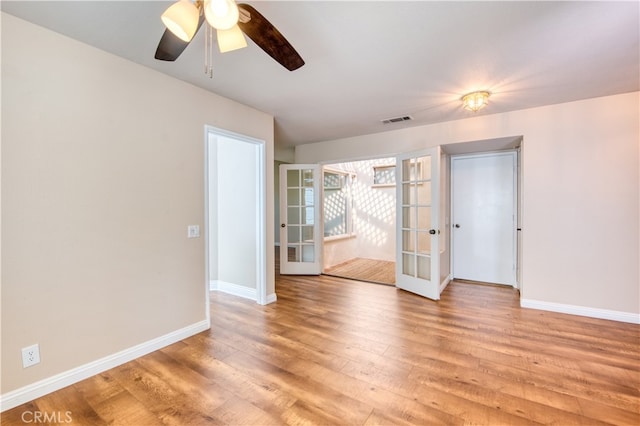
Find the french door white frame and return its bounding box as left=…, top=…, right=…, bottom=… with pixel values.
left=279, top=164, right=322, bottom=275
left=204, top=125, right=267, bottom=306
left=395, top=147, right=442, bottom=300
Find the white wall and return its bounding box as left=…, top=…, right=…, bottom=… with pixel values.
left=297, top=92, right=640, bottom=319
left=1, top=13, right=274, bottom=402
left=210, top=135, right=259, bottom=290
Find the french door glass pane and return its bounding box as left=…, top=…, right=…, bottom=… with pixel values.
left=287, top=169, right=300, bottom=187
left=402, top=230, right=414, bottom=252
left=402, top=253, right=415, bottom=276
left=402, top=183, right=412, bottom=202
left=417, top=255, right=431, bottom=279
left=301, top=245, right=315, bottom=262
left=303, top=188, right=314, bottom=206
left=288, top=207, right=300, bottom=224
left=417, top=206, right=431, bottom=229
left=287, top=188, right=300, bottom=206
left=303, top=169, right=314, bottom=187
left=402, top=157, right=429, bottom=181
left=402, top=159, right=414, bottom=181
left=416, top=183, right=431, bottom=205
left=417, top=230, right=431, bottom=254
left=402, top=207, right=412, bottom=228
left=301, top=225, right=314, bottom=241
left=303, top=207, right=314, bottom=225
left=287, top=245, right=299, bottom=261
left=288, top=226, right=300, bottom=243
left=285, top=245, right=316, bottom=263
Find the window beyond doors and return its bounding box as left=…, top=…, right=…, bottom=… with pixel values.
left=323, top=170, right=354, bottom=238
left=373, top=165, right=396, bottom=185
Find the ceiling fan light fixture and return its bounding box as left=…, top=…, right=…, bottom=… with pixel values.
left=161, top=0, right=200, bottom=42
left=217, top=25, right=247, bottom=53
left=462, top=91, right=491, bottom=112
left=205, top=0, right=240, bottom=30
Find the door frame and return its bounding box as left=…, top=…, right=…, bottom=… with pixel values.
left=449, top=149, right=519, bottom=288
left=204, top=125, right=267, bottom=305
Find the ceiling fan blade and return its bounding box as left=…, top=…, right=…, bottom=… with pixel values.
left=154, top=14, right=205, bottom=61
left=237, top=3, right=304, bottom=71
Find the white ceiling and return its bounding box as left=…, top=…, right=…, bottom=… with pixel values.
left=2, top=1, right=639, bottom=149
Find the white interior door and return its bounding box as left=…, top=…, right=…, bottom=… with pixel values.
left=279, top=164, right=322, bottom=275
left=396, top=148, right=441, bottom=300
left=451, top=152, right=517, bottom=286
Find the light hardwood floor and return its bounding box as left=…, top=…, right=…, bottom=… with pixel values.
left=324, top=258, right=395, bottom=285
left=2, top=271, right=639, bottom=425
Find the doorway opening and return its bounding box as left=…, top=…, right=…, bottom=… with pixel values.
left=442, top=135, right=522, bottom=290
left=205, top=126, right=267, bottom=304
left=321, top=157, right=397, bottom=285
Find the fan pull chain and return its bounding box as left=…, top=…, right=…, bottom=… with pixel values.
left=204, top=24, right=214, bottom=78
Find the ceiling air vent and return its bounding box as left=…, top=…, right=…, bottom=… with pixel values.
left=381, top=115, right=413, bottom=125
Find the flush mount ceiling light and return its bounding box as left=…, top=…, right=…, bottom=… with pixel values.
left=461, top=91, right=491, bottom=112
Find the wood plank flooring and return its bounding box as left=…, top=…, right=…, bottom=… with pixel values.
left=2, top=271, right=639, bottom=425
left=324, top=258, right=395, bottom=285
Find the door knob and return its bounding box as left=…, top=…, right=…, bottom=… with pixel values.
left=429, top=229, right=436, bottom=235
left=454, top=224, right=461, bottom=228
left=281, top=224, right=286, bottom=228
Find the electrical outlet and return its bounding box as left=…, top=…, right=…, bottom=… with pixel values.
left=22, top=344, right=40, bottom=368
left=187, top=225, right=200, bottom=238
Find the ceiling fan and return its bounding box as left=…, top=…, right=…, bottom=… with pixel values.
left=155, top=0, right=304, bottom=72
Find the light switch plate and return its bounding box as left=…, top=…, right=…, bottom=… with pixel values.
left=187, top=225, right=200, bottom=238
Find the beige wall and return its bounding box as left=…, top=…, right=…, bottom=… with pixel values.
left=1, top=13, right=274, bottom=395
left=297, top=92, right=640, bottom=316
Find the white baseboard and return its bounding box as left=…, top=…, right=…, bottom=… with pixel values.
left=0, top=320, right=210, bottom=412
left=440, top=274, right=452, bottom=293
left=520, top=299, right=640, bottom=324
left=210, top=280, right=257, bottom=301
left=266, top=293, right=278, bottom=304
left=210, top=281, right=277, bottom=305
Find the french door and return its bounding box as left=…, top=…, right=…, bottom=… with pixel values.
left=396, top=147, right=441, bottom=300
left=279, top=164, right=322, bottom=275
